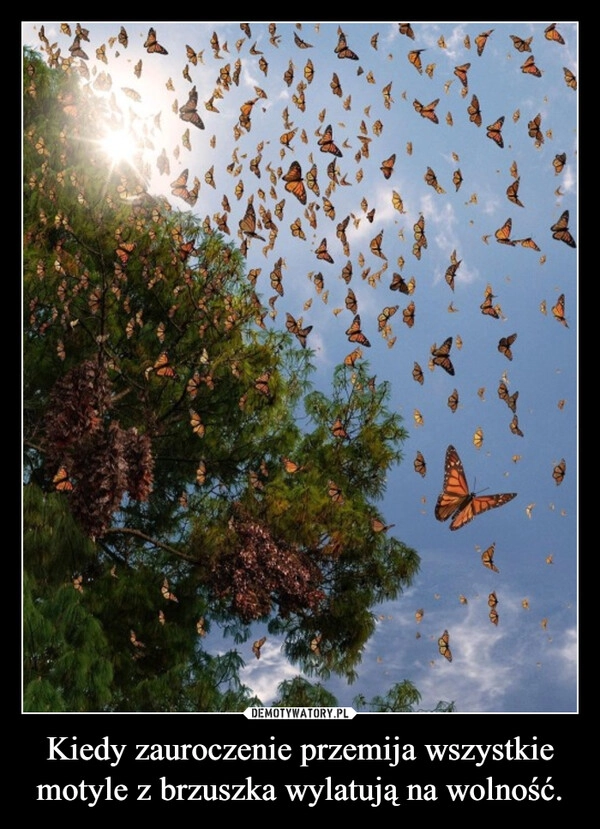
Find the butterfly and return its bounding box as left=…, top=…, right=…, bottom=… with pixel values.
left=153, top=351, right=176, bottom=378
left=495, top=217, right=516, bottom=246
left=498, top=333, right=517, bottom=361
left=254, top=371, right=272, bottom=398
left=545, top=22, right=565, bottom=44
left=447, top=388, right=459, bottom=413
left=144, top=27, right=168, bottom=55
left=486, top=116, right=505, bottom=148
left=346, top=315, right=371, bottom=347
left=408, top=49, right=425, bottom=74
left=430, top=337, right=455, bottom=376
left=414, top=451, right=427, bottom=477
left=239, top=201, right=266, bottom=241
left=435, top=445, right=517, bottom=531
left=380, top=154, right=395, bottom=180
left=330, top=72, right=342, bottom=97
left=563, top=67, right=577, bottom=90
left=399, top=23, right=415, bottom=39
left=189, top=410, right=205, bottom=438
left=285, top=312, right=312, bottom=348
left=510, top=34, right=532, bottom=52
left=481, top=542, right=499, bottom=573
left=402, top=301, right=416, bottom=328
left=481, top=289, right=500, bottom=319
left=335, top=29, right=359, bottom=60
left=489, top=607, right=499, bottom=626
left=319, top=124, right=342, bottom=157
left=467, top=94, right=482, bottom=127
left=115, top=241, right=135, bottom=266
left=412, top=362, right=424, bottom=385
left=498, top=381, right=519, bottom=412
left=390, top=272, right=410, bottom=294
left=553, top=153, right=567, bottom=175
left=438, top=630, right=452, bottom=662
left=506, top=178, right=524, bottom=208
left=306, top=163, right=319, bottom=196
left=370, top=230, right=386, bottom=260
left=53, top=465, right=73, bottom=492
left=179, top=86, right=204, bottom=130
left=552, top=459, right=566, bottom=486
left=527, top=113, right=544, bottom=144
left=161, top=577, right=178, bottom=603
left=252, top=636, right=267, bottom=659
left=344, top=347, right=363, bottom=367
left=425, top=167, right=445, bottom=194
left=551, top=293, right=568, bottom=327
left=413, top=98, right=439, bottom=123
left=378, top=305, right=398, bottom=330
left=315, top=238, right=334, bottom=264
left=328, top=480, right=344, bottom=504
left=345, top=288, right=358, bottom=314
left=304, top=58, right=314, bottom=83
left=453, top=169, right=463, bottom=191
left=282, top=161, right=307, bottom=205
left=521, top=55, right=542, bottom=77
left=475, top=29, right=494, bottom=56
left=551, top=210, right=576, bottom=248
left=473, top=427, right=484, bottom=450
left=454, top=63, right=470, bottom=89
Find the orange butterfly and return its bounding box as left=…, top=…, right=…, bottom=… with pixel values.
left=115, top=241, right=135, bottom=265
left=510, top=34, right=532, bottom=52
left=318, top=124, right=342, bottom=157
left=144, top=27, right=168, bottom=55
left=506, top=178, right=524, bottom=207
left=315, top=238, right=334, bottom=263
left=498, top=381, right=519, bottom=412
left=412, top=361, right=424, bottom=385
left=430, top=337, right=455, bottom=375
left=495, top=217, right=516, bottom=246
left=486, top=116, right=505, bottom=148
left=328, top=480, right=344, bottom=504
left=378, top=305, right=398, bottom=330
left=286, top=312, right=312, bottom=348
left=552, top=459, right=566, bottom=486
left=552, top=293, right=568, bottom=327
left=563, top=67, right=577, bottom=90
left=481, top=543, right=499, bottom=573
left=239, top=201, right=266, bottom=241
left=438, top=629, right=452, bottom=662
left=53, top=465, right=73, bottom=492
left=481, top=288, right=500, bottom=318
left=467, top=94, right=482, bottom=127
left=399, top=23, right=415, bottom=39
left=170, top=169, right=190, bottom=201
left=408, top=49, right=425, bottom=74
left=345, top=314, right=371, bottom=347
left=402, top=301, right=415, bottom=328
left=553, top=153, right=567, bottom=175
left=475, top=29, right=494, bottom=57
left=414, top=451, right=427, bottom=477
left=178, top=86, right=204, bottom=129
left=154, top=351, right=176, bottom=378
left=435, top=445, right=517, bottom=531
left=509, top=414, right=524, bottom=437
left=380, top=154, right=395, bottom=180
left=335, top=29, right=359, bottom=60
left=390, top=272, right=410, bottom=294
left=447, top=388, right=459, bottom=413
left=551, top=210, right=576, bottom=248
left=189, top=410, right=205, bottom=438
left=498, top=332, right=517, bottom=361
left=282, top=161, right=307, bottom=205
left=545, top=23, right=565, bottom=44
left=521, top=55, right=542, bottom=77
left=527, top=112, right=543, bottom=144
left=252, top=636, right=267, bottom=659
left=413, top=98, right=439, bottom=123
left=370, top=230, right=386, bottom=260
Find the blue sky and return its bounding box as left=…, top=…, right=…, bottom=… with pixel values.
left=22, top=21, right=578, bottom=713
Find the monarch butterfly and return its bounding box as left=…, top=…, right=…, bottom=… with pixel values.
left=489, top=607, right=499, bottom=626
left=408, top=49, right=425, bottom=74
left=304, top=58, right=314, bottom=83
left=510, top=34, right=532, bottom=52
left=435, top=445, right=517, bottom=531
left=430, top=337, right=455, bottom=376
left=318, top=124, right=342, bottom=157
left=413, top=409, right=424, bottom=427
left=497, top=332, right=517, bottom=361
left=545, top=22, right=565, bottom=44
left=282, top=161, right=307, bottom=205
left=475, top=29, right=493, bottom=56
left=390, top=272, right=410, bottom=294
left=380, top=154, right=395, bottom=180
left=254, top=371, right=272, bottom=398
left=488, top=591, right=498, bottom=610
left=378, top=305, right=398, bottom=330
left=402, top=301, right=416, bottom=328
left=238, top=201, right=266, bottom=241
left=178, top=85, right=204, bottom=130
left=413, top=98, right=439, bottom=123
left=509, top=414, right=524, bottom=437
left=154, top=351, right=176, bottom=378
left=498, top=381, right=519, bottom=412
left=294, top=31, right=312, bottom=49
left=399, top=23, right=415, bottom=39
left=370, top=230, right=386, bottom=260
left=481, top=543, right=499, bottom=572
left=467, top=94, right=482, bottom=127
left=315, top=238, right=334, bottom=264
left=189, top=409, right=205, bottom=438
left=563, top=66, right=577, bottom=90
left=453, top=169, right=463, bottom=191
left=438, top=630, right=452, bottom=662
left=454, top=62, right=470, bottom=88
left=345, top=288, right=358, bottom=314
left=285, top=312, right=312, bottom=348
left=552, top=293, right=568, bottom=327
left=412, top=361, right=424, bottom=385
left=551, top=210, right=576, bottom=248
left=527, top=113, right=543, bottom=144
left=330, top=72, right=342, bottom=97
left=144, top=27, right=168, bottom=54
left=335, top=29, right=359, bottom=60
left=552, top=459, right=566, bottom=486
left=505, top=178, right=525, bottom=209
left=344, top=347, right=363, bottom=367
left=115, top=241, right=135, bottom=265
left=414, top=451, right=427, bottom=477
left=252, top=636, right=267, bottom=659
left=290, top=217, right=305, bottom=240
left=425, top=167, right=445, bottom=194
left=391, top=190, right=406, bottom=214
left=328, top=480, right=344, bottom=504
left=341, top=261, right=353, bottom=284
left=53, top=465, right=73, bottom=492
left=486, top=116, right=505, bottom=148
left=447, top=388, right=459, bottom=413
left=413, top=214, right=427, bottom=249
left=445, top=259, right=461, bottom=291
left=473, top=427, right=484, bottom=450
left=161, top=577, right=179, bottom=603
left=553, top=153, right=566, bottom=175
left=345, top=314, right=371, bottom=347
left=481, top=289, right=500, bottom=319
left=495, top=217, right=516, bottom=246
left=322, top=197, right=336, bottom=220
left=521, top=55, right=542, bottom=77
left=306, top=163, right=319, bottom=196
left=68, top=36, right=89, bottom=60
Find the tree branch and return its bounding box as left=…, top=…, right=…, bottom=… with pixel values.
left=103, top=526, right=199, bottom=562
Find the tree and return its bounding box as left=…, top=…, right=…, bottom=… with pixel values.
left=23, top=48, right=420, bottom=711
left=354, top=681, right=456, bottom=713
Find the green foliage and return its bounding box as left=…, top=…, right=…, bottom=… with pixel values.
left=23, top=49, right=423, bottom=711
left=353, top=680, right=456, bottom=713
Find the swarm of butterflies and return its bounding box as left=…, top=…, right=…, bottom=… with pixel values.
left=31, top=21, right=576, bottom=689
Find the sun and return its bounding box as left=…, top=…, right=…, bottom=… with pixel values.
left=99, top=128, right=139, bottom=166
